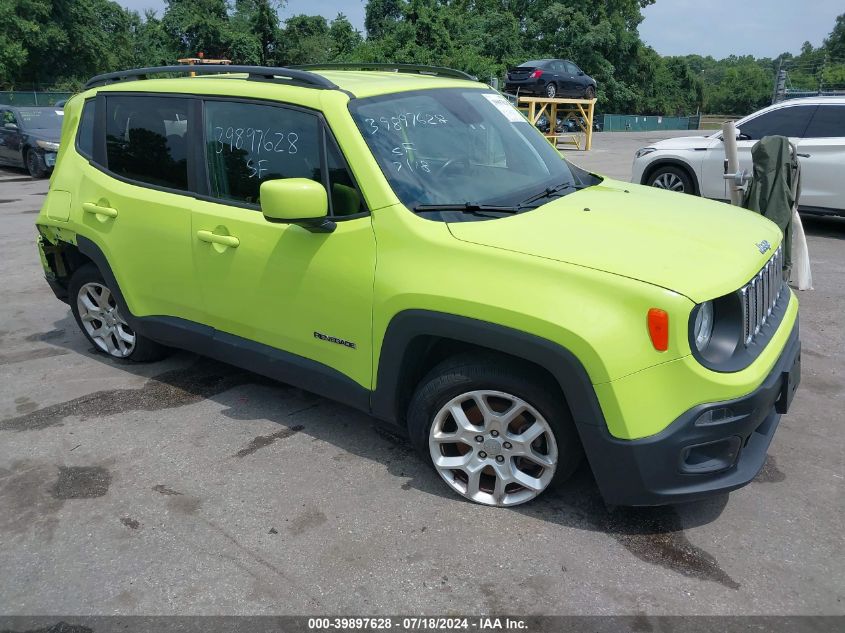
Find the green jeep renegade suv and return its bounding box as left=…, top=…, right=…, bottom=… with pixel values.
left=35, top=64, right=801, bottom=507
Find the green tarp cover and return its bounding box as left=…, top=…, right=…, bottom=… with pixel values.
left=741, top=135, right=798, bottom=272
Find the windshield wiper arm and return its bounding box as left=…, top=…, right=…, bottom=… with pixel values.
left=412, top=202, right=519, bottom=214
left=517, top=182, right=589, bottom=209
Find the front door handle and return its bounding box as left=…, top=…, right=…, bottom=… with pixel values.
left=82, top=202, right=118, bottom=218
left=197, top=230, right=239, bottom=248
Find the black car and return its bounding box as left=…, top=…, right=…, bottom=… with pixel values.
left=504, top=59, right=597, bottom=100
left=0, top=106, right=64, bottom=178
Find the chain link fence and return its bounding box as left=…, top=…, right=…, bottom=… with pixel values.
left=0, top=91, right=74, bottom=106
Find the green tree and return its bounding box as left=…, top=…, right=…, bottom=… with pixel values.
left=161, top=0, right=231, bottom=58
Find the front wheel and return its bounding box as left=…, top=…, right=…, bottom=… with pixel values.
left=26, top=149, right=48, bottom=178
left=69, top=264, right=166, bottom=361
left=646, top=165, right=694, bottom=194
left=584, top=85, right=596, bottom=100
left=407, top=354, right=582, bottom=507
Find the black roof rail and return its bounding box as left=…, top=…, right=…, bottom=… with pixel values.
left=84, top=65, right=339, bottom=90
left=289, top=63, right=478, bottom=82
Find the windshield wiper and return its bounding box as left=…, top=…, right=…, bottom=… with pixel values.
left=412, top=202, right=520, bottom=215
left=517, top=182, right=590, bottom=209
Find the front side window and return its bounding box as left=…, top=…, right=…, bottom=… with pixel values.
left=739, top=106, right=816, bottom=140
left=804, top=105, right=845, bottom=138
left=2, top=110, right=18, bottom=126
left=105, top=95, right=190, bottom=190
left=204, top=100, right=321, bottom=205
left=565, top=62, right=579, bottom=74
left=349, top=88, right=596, bottom=214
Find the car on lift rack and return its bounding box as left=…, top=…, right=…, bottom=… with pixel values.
left=0, top=105, right=64, bottom=178
left=504, top=59, right=597, bottom=100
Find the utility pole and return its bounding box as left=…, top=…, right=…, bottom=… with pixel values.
left=772, top=56, right=786, bottom=103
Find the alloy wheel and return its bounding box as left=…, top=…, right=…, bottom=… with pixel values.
left=428, top=390, right=558, bottom=506
left=76, top=282, right=136, bottom=357
left=652, top=172, right=685, bottom=192
left=546, top=83, right=557, bottom=98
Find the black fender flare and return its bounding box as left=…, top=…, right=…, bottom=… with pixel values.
left=641, top=158, right=701, bottom=195
left=76, top=235, right=138, bottom=325
left=371, top=310, right=607, bottom=432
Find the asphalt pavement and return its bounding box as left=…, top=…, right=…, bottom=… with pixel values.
left=0, top=132, right=842, bottom=616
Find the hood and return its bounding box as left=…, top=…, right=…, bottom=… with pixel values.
left=25, top=128, right=62, bottom=144
left=648, top=135, right=718, bottom=151
left=447, top=179, right=782, bottom=303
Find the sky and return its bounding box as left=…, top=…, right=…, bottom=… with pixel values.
left=118, top=0, right=842, bottom=60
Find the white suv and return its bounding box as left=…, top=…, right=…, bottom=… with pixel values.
left=631, top=97, right=845, bottom=216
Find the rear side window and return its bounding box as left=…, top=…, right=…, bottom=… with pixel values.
left=105, top=95, right=190, bottom=190
left=804, top=105, right=845, bottom=138
left=203, top=100, right=321, bottom=205
left=76, top=100, right=95, bottom=158
left=740, top=106, right=816, bottom=140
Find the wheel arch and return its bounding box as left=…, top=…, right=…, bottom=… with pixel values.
left=371, top=310, right=607, bottom=433
left=641, top=158, right=701, bottom=196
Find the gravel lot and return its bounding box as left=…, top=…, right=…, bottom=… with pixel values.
left=1, top=131, right=843, bottom=616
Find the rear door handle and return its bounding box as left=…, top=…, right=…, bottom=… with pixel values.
left=197, top=230, right=239, bottom=248
left=82, top=202, right=118, bottom=218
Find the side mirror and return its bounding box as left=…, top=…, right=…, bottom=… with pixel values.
left=260, top=178, right=335, bottom=233
left=577, top=71, right=585, bottom=76
left=3, top=122, right=18, bottom=130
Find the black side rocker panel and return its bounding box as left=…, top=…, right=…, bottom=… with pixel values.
left=76, top=236, right=371, bottom=413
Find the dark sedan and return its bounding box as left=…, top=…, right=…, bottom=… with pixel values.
left=0, top=106, right=64, bottom=178
left=504, top=59, right=597, bottom=100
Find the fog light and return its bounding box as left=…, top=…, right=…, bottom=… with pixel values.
left=680, top=437, right=742, bottom=474
left=694, top=407, right=737, bottom=426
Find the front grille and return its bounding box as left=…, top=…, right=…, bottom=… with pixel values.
left=739, top=245, right=784, bottom=346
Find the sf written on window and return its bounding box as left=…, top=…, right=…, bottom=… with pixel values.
left=204, top=101, right=365, bottom=216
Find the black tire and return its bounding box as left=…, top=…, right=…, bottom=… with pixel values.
left=646, top=164, right=695, bottom=195
left=407, top=352, right=583, bottom=506
left=584, top=85, right=596, bottom=100
left=69, top=264, right=167, bottom=362
left=25, top=149, right=48, bottom=178
left=545, top=82, right=558, bottom=99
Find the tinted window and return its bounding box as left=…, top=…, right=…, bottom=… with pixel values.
left=204, top=100, right=320, bottom=205
left=804, top=105, right=845, bottom=138
left=740, top=106, right=816, bottom=140
left=565, top=62, right=580, bottom=74
left=77, top=100, right=95, bottom=158
left=105, top=95, right=190, bottom=190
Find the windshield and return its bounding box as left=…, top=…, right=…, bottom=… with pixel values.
left=17, top=108, right=64, bottom=132
left=348, top=88, right=596, bottom=213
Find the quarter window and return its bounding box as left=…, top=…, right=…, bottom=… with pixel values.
left=105, top=95, right=190, bottom=190
left=204, top=100, right=320, bottom=205
left=76, top=100, right=95, bottom=158
left=739, top=106, right=816, bottom=140
left=804, top=105, right=845, bottom=138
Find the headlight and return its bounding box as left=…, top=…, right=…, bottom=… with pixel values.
left=635, top=147, right=656, bottom=159
left=693, top=301, right=714, bottom=351
left=36, top=140, right=59, bottom=151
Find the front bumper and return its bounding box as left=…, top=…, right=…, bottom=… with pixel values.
left=579, top=321, right=801, bottom=506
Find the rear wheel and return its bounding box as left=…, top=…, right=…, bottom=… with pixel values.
left=647, top=165, right=694, bottom=194
left=25, top=149, right=47, bottom=178
left=545, top=82, right=558, bottom=99
left=69, top=264, right=166, bottom=361
left=407, top=354, right=582, bottom=507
